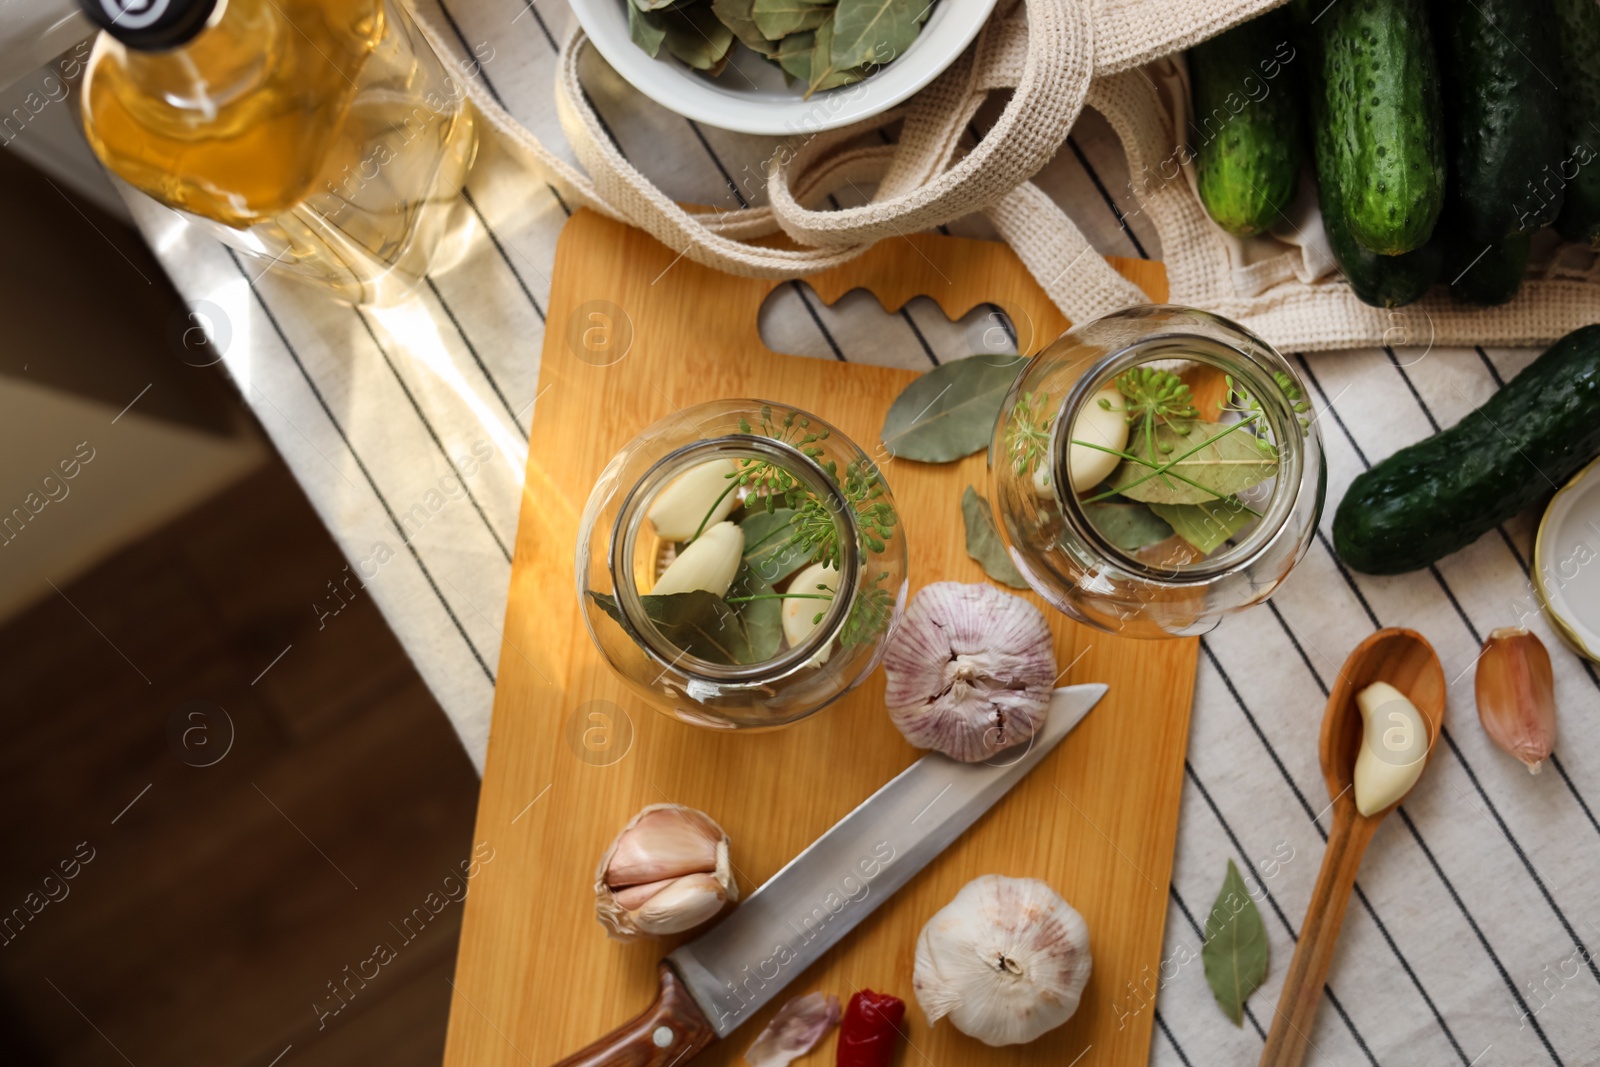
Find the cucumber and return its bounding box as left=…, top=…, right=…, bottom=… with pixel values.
left=1447, top=231, right=1529, bottom=307
left=1553, top=0, right=1600, bottom=245
left=1434, top=0, right=1565, bottom=240
left=1189, top=10, right=1304, bottom=238
left=1312, top=0, right=1445, bottom=255
left=1334, top=325, right=1600, bottom=574
left=1307, top=42, right=1439, bottom=307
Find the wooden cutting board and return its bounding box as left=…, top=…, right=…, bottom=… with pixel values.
left=442, top=209, right=1195, bottom=1067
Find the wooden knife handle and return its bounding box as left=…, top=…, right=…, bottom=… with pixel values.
left=550, top=962, right=718, bottom=1067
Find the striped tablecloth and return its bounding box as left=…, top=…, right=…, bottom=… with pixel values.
left=119, top=1, right=1600, bottom=1062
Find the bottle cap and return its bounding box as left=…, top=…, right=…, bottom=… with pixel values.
left=79, top=0, right=220, bottom=50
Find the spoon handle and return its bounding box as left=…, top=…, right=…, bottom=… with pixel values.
left=1259, top=804, right=1378, bottom=1067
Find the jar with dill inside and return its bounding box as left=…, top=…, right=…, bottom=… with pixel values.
left=988, top=305, right=1325, bottom=639
left=579, top=399, right=908, bottom=729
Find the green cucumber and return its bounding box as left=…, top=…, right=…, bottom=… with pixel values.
left=1189, top=10, right=1304, bottom=237
left=1434, top=0, right=1565, bottom=239
left=1446, top=231, right=1530, bottom=307
left=1312, top=0, right=1445, bottom=255
left=1334, top=325, right=1600, bottom=574
left=1553, top=0, right=1600, bottom=245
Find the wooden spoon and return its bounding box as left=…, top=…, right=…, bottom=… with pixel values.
left=1259, top=628, right=1445, bottom=1067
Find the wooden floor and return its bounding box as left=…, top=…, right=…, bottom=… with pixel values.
left=0, top=460, right=480, bottom=1065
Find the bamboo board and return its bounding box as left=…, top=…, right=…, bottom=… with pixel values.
left=443, top=209, right=1195, bottom=1067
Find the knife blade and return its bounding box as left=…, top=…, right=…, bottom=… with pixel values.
left=550, top=683, right=1105, bottom=1067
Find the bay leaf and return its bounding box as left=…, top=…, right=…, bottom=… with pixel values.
left=1150, top=499, right=1254, bottom=556
left=880, top=354, right=1028, bottom=462
left=776, top=29, right=816, bottom=80
left=1082, top=501, right=1175, bottom=552
left=711, top=0, right=781, bottom=56
left=740, top=507, right=815, bottom=584
left=829, top=0, right=927, bottom=71
left=726, top=565, right=783, bottom=661
left=1107, top=421, right=1277, bottom=505
left=589, top=590, right=755, bottom=665
left=661, top=5, right=735, bottom=71
left=961, top=486, right=1028, bottom=589
left=753, top=0, right=831, bottom=39
left=1202, top=859, right=1269, bottom=1027
left=629, top=3, right=667, bottom=56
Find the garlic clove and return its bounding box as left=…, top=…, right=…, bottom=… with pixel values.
left=605, top=806, right=723, bottom=885
left=1067, top=386, right=1128, bottom=493
left=782, top=561, right=838, bottom=665
left=883, top=583, right=1056, bottom=762
left=1031, top=463, right=1054, bottom=499
left=914, top=875, right=1091, bottom=1046
left=744, top=991, right=841, bottom=1067
left=595, top=804, right=738, bottom=941
left=1352, top=681, right=1428, bottom=816
left=631, top=871, right=729, bottom=935
left=652, top=521, right=744, bottom=598
left=1475, top=627, right=1557, bottom=774
left=648, top=459, right=740, bottom=541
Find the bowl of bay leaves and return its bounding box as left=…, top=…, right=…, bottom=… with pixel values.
left=570, top=0, right=997, bottom=135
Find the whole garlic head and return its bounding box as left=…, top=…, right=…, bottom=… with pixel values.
left=914, top=875, right=1091, bottom=1046
left=883, top=583, right=1056, bottom=762
left=594, top=804, right=738, bottom=940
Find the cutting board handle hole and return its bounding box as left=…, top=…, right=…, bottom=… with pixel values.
left=758, top=282, right=1022, bottom=367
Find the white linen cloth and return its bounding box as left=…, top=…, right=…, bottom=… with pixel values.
left=108, top=0, right=1600, bottom=1062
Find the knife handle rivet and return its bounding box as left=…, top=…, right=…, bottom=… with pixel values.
left=651, top=1025, right=674, bottom=1048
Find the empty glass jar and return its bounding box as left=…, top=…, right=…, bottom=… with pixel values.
left=578, top=399, right=907, bottom=729
left=988, top=305, right=1325, bottom=638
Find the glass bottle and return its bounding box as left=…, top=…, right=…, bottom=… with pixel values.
left=989, top=305, right=1325, bottom=638
left=78, top=0, right=478, bottom=305
left=578, top=400, right=908, bottom=730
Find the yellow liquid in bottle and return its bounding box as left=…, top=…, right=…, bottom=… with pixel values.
left=82, top=0, right=478, bottom=304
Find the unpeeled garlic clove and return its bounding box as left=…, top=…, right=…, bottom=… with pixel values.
left=595, top=804, right=739, bottom=941
left=1475, top=627, right=1557, bottom=774
left=652, top=521, right=744, bottom=598
left=1066, top=386, right=1128, bottom=493
left=649, top=459, right=739, bottom=540
left=782, top=561, right=838, bottom=665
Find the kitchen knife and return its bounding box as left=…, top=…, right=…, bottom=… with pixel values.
left=550, top=683, right=1106, bottom=1067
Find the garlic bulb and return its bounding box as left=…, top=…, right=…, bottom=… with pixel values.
left=594, top=804, right=738, bottom=940
left=652, top=521, right=744, bottom=598
left=649, top=459, right=739, bottom=540
left=883, top=583, right=1056, bottom=762
left=914, top=875, right=1091, bottom=1046
left=1475, top=627, right=1557, bottom=774
left=782, top=561, right=838, bottom=666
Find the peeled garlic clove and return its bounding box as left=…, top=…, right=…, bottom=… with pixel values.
left=782, top=561, right=838, bottom=665
left=649, top=459, right=739, bottom=540
left=1031, top=463, right=1054, bottom=499
left=744, top=991, right=841, bottom=1067
left=914, top=875, right=1091, bottom=1046
left=652, top=521, right=744, bottom=598
left=1352, top=681, right=1428, bottom=816
left=594, top=803, right=739, bottom=941
left=883, top=582, right=1056, bottom=762
left=1475, top=627, right=1557, bottom=774
left=1067, top=386, right=1128, bottom=493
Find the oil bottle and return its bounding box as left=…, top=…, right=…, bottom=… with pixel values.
left=78, top=0, right=479, bottom=305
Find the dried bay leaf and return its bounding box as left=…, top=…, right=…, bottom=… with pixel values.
left=726, top=566, right=783, bottom=661
left=711, top=0, right=780, bottom=56
left=753, top=0, right=831, bottom=39
left=777, top=29, right=816, bottom=80
left=661, top=4, right=736, bottom=71
left=1107, top=421, right=1277, bottom=505
left=1150, top=499, right=1254, bottom=555
left=1202, top=859, right=1269, bottom=1027
left=630, top=3, right=667, bottom=55
left=1082, top=501, right=1175, bottom=552
left=590, top=590, right=757, bottom=665
left=830, top=0, right=927, bottom=71
left=739, top=507, right=814, bottom=584
left=961, top=486, right=1028, bottom=589
left=880, top=354, right=1028, bottom=462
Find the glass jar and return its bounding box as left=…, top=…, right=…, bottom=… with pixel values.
left=988, top=305, right=1325, bottom=638
left=578, top=400, right=908, bottom=729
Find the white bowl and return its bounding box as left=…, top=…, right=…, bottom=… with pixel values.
left=567, top=0, right=998, bottom=136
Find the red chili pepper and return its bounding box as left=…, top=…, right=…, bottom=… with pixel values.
left=836, top=989, right=905, bottom=1067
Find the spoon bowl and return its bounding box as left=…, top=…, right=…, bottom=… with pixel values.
left=1319, top=627, right=1447, bottom=813
left=1261, top=628, right=1445, bottom=1067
